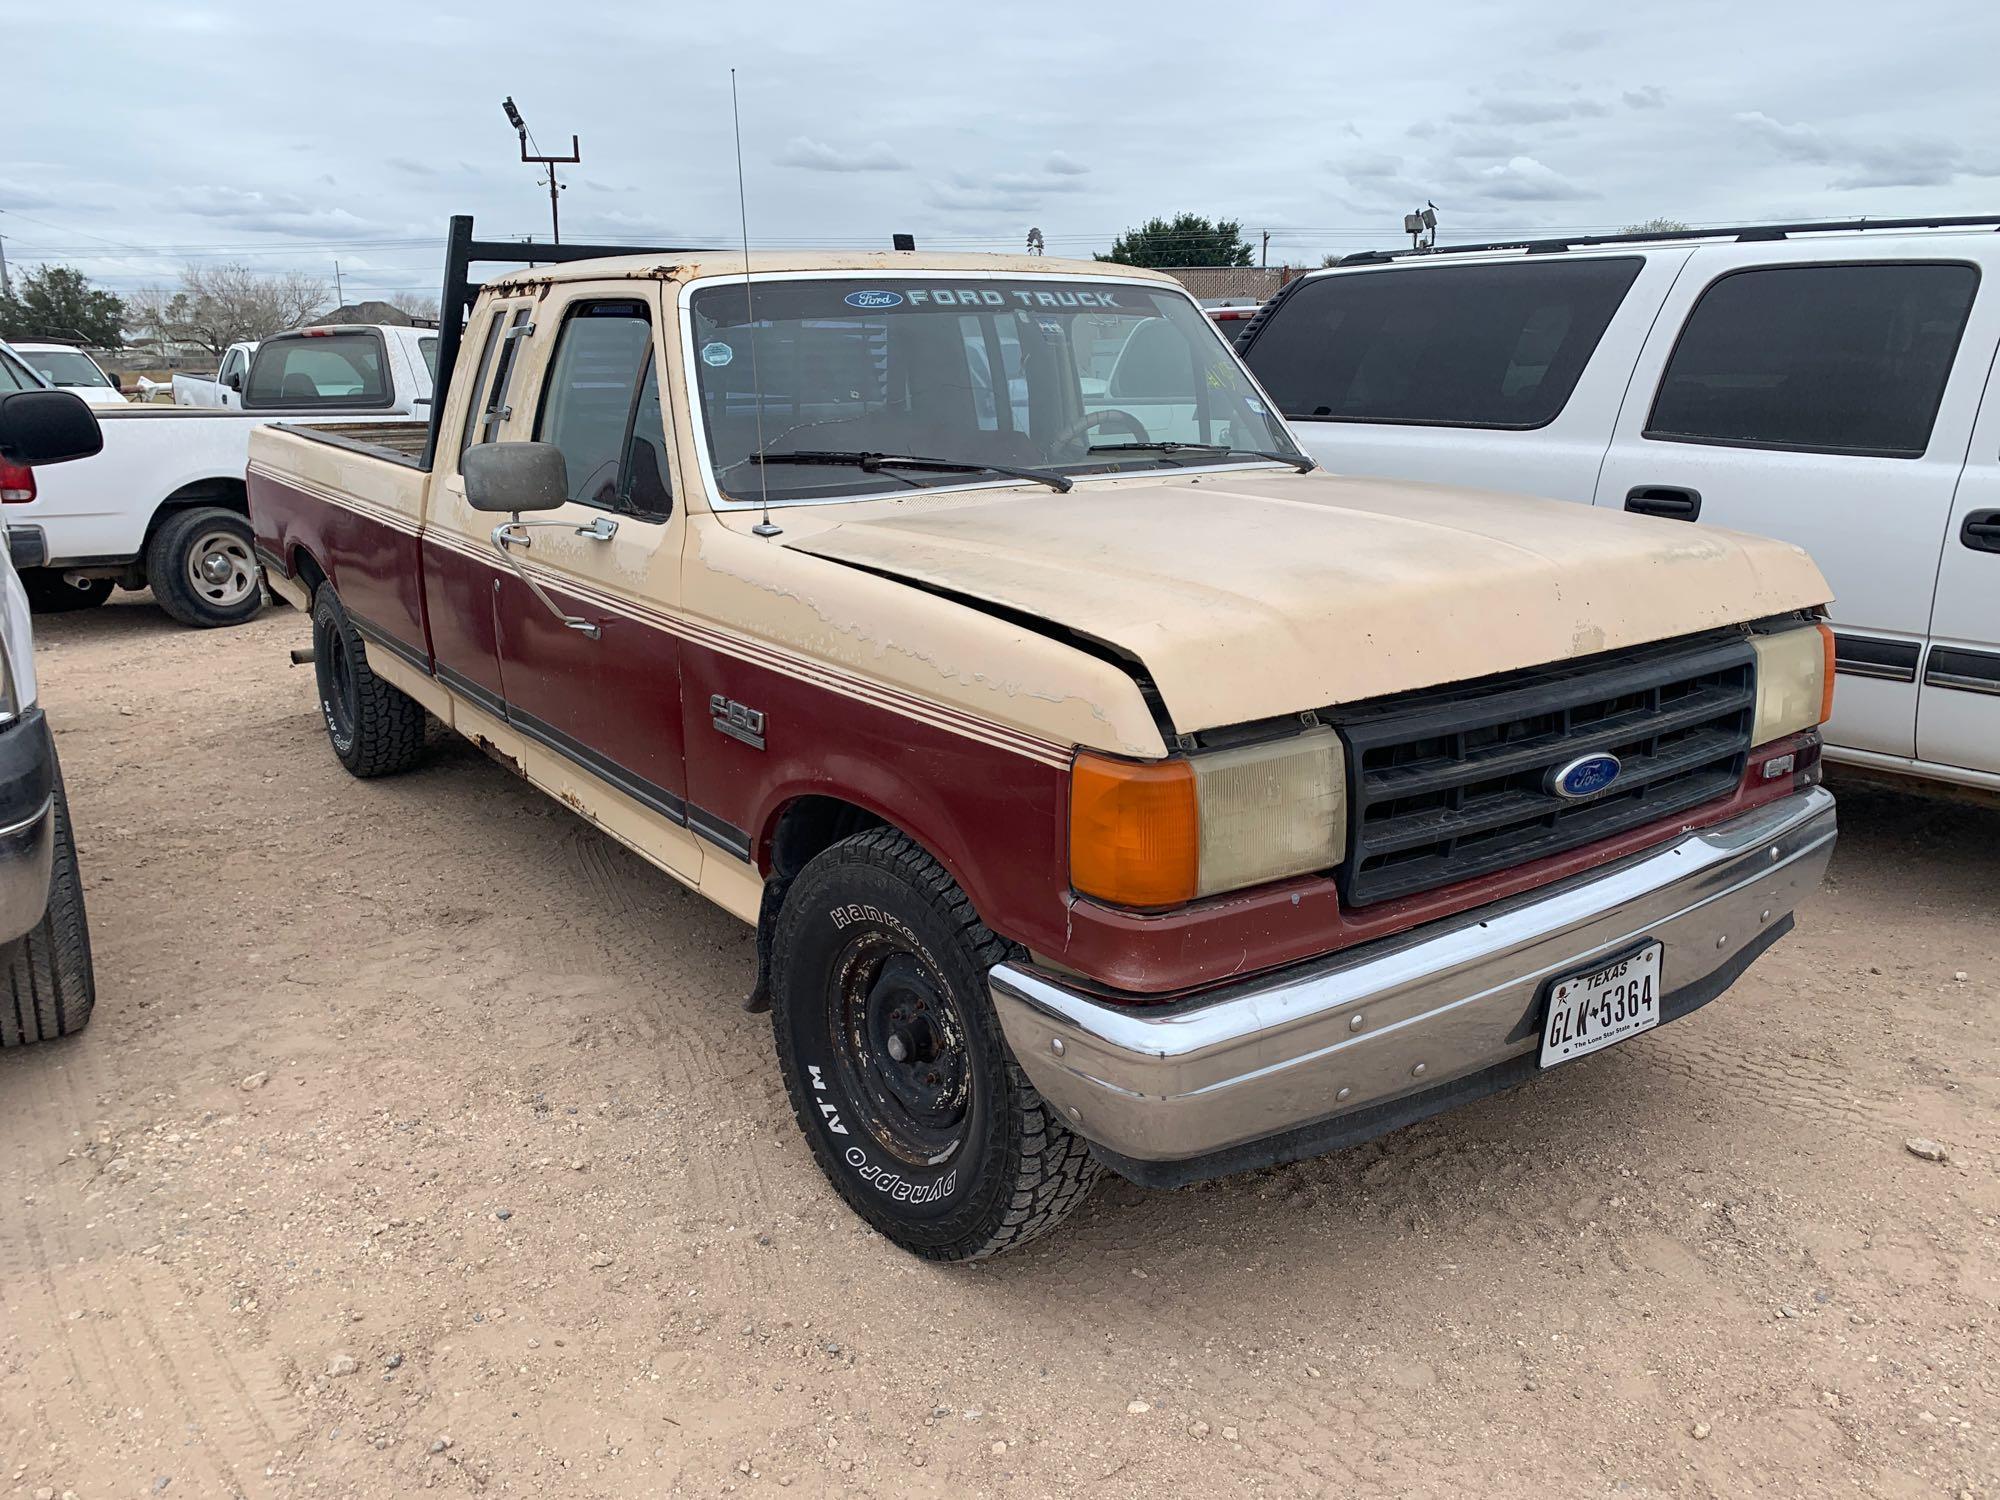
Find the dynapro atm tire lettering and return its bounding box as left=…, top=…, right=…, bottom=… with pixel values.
left=809, top=1065, right=958, bottom=1204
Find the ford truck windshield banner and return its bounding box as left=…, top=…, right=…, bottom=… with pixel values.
left=694, top=279, right=1170, bottom=326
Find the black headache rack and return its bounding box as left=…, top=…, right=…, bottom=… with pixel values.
left=419, top=214, right=720, bottom=470
left=1333, top=212, right=2000, bottom=267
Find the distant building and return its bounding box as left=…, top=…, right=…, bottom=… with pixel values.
left=322, top=300, right=432, bottom=327
left=1157, top=266, right=1296, bottom=304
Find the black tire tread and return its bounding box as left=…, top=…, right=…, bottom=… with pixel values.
left=0, top=764, right=95, bottom=1048
left=313, top=586, right=426, bottom=778
left=771, top=827, right=1099, bottom=1260
left=145, top=506, right=261, bottom=629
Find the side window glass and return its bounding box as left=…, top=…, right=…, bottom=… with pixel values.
left=456, top=310, right=505, bottom=461
left=618, top=356, right=673, bottom=519
left=479, top=308, right=534, bottom=445
left=534, top=301, right=655, bottom=511
left=1243, top=257, right=1643, bottom=429
left=1647, top=262, right=1979, bottom=458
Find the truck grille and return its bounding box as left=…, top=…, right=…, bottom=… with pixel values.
left=1333, top=634, right=1756, bottom=907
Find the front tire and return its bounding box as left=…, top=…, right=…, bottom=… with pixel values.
left=145, top=506, right=263, bottom=628
left=311, top=585, right=426, bottom=778
left=20, top=572, right=113, bottom=614
left=770, top=829, right=1099, bottom=1260
left=0, top=763, right=96, bottom=1048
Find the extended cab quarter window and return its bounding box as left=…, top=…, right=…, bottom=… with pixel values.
left=1647, top=262, right=1979, bottom=458
left=1245, top=257, right=1642, bottom=429
left=535, top=301, right=670, bottom=517
left=245, top=332, right=390, bottom=407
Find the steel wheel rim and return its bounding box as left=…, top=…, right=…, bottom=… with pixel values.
left=826, top=933, right=972, bottom=1168
left=186, top=530, right=257, bottom=607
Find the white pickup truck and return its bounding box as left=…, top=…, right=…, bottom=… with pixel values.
left=4, top=324, right=435, bottom=624
left=170, top=342, right=258, bottom=409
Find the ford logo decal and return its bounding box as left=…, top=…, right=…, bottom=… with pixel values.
left=843, top=290, right=904, bottom=309
left=1548, top=752, right=1621, bottom=800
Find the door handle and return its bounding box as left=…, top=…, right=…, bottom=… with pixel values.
left=1624, top=485, right=1702, bottom=521
left=488, top=519, right=601, bottom=639
left=1963, top=509, right=2000, bottom=553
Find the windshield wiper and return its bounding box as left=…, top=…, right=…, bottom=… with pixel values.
left=748, top=449, right=1072, bottom=494
left=1088, top=440, right=1316, bottom=474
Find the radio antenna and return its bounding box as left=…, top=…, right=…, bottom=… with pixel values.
left=731, top=68, right=780, bottom=538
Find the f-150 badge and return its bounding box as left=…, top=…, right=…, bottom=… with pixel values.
left=710, top=695, right=766, bottom=750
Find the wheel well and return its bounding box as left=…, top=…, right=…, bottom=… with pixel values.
left=144, top=477, right=249, bottom=551
left=291, top=548, right=327, bottom=598
left=766, top=795, right=891, bottom=881
left=747, top=796, right=893, bottom=1013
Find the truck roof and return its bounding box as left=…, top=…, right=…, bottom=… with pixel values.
left=484, top=250, right=1178, bottom=292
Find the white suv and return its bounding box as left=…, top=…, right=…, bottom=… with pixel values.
left=1238, top=216, right=2000, bottom=794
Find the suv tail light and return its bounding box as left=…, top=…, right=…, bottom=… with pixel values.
left=0, top=461, right=34, bottom=503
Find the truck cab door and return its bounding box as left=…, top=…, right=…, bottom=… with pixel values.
left=482, top=290, right=701, bottom=882
left=422, top=298, right=538, bottom=733
left=1592, top=243, right=1991, bottom=760
left=1919, top=332, right=2000, bottom=777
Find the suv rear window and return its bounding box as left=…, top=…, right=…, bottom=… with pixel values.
left=1243, top=257, right=1642, bottom=429
left=244, top=332, right=390, bottom=408
left=1646, top=262, right=1978, bottom=458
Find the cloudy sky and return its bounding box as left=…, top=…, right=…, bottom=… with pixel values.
left=4, top=0, right=1996, bottom=308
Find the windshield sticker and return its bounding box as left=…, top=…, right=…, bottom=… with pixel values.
left=844, top=290, right=905, bottom=309
left=701, top=341, right=735, bottom=367
left=905, top=287, right=1125, bottom=310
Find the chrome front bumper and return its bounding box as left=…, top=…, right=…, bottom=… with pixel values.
left=990, top=786, right=1836, bottom=1183
left=0, top=796, right=54, bottom=946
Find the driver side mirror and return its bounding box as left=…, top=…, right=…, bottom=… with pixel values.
left=463, top=441, right=569, bottom=513
left=0, top=389, right=104, bottom=466
left=223, top=370, right=243, bottom=392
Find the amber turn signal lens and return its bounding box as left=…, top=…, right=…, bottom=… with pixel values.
left=1069, top=753, right=1199, bottom=909
left=1816, top=621, right=1836, bottom=725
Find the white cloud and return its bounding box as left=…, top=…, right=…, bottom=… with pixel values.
left=1469, top=155, right=1593, bottom=202
left=1734, top=110, right=1997, bottom=190
left=1044, top=150, right=1089, bottom=176
left=773, top=137, right=912, bottom=173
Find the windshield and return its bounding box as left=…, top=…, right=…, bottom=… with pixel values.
left=25, top=350, right=111, bottom=388
left=688, top=276, right=1300, bottom=504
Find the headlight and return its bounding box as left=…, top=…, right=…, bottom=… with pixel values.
left=1069, top=728, right=1346, bottom=909
left=1751, top=621, right=1835, bottom=745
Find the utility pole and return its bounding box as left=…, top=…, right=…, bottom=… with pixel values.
left=0, top=233, right=10, bottom=298
left=333, top=260, right=344, bottom=306
left=502, top=96, right=579, bottom=246
left=1260, top=229, right=1270, bottom=268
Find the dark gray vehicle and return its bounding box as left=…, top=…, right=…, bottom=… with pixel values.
left=0, top=386, right=102, bottom=1046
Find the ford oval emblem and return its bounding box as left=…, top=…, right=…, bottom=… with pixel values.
left=1548, top=752, right=1622, bottom=800
left=843, top=290, right=904, bottom=309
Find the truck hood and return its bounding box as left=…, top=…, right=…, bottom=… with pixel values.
left=781, top=470, right=1832, bottom=735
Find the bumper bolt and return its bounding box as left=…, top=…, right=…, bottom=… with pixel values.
left=1336, top=1087, right=1351, bottom=1102
left=1411, top=1062, right=1427, bottom=1078
left=1348, top=1014, right=1364, bottom=1032
left=1050, top=1037, right=1065, bottom=1057
left=1716, top=934, right=1729, bottom=950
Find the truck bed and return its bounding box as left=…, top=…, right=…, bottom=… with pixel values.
left=272, top=420, right=431, bottom=468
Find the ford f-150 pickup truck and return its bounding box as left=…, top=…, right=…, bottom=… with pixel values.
left=246, top=218, right=1840, bottom=1259
left=8, top=324, right=433, bottom=624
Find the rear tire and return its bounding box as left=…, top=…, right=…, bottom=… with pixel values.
left=20, top=572, right=112, bottom=613
left=0, top=762, right=96, bottom=1048
left=145, top=506, right=263, bottom=628
left=769, top=828, right=1100, bottom=1260
left=311, top=585, right=426, bottom=778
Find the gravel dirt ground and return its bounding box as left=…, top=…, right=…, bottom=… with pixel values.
left=2, top=594, right=1995, bottom=1500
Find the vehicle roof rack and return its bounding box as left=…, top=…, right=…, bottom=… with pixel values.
left=422, top=214, right=719, bottom=469
left=1334, top=213, right=2000, bottom=267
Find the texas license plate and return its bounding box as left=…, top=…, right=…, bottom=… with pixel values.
left=1539, top=943, right=1663, bottom=1067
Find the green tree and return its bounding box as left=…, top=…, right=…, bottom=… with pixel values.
left=1622, top=218, right=1690, bottom=234
left=0, top=264, right=128, bottom=347
left=1097, top=214, right=1253, bottom=268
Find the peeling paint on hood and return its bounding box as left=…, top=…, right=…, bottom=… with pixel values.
left=782, top=470, right=1833, bottom=735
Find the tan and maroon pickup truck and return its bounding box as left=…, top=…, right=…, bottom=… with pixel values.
left=247, top=218, right=1839, bottom=1259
